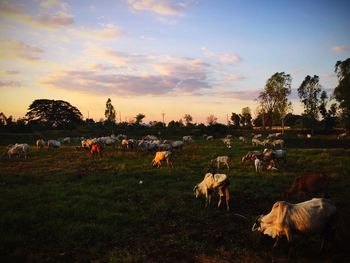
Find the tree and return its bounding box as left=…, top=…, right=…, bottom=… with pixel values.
left=257, top=72, right=292, bottom=129
left=183, top=114, right=193, bottom=126
left=0, top=112, right=7, bottom=126
left=26, top=99, right=82, bottom=129
left=104, top=98, right=116, bottom=123
left=206, top=114, right=217, bottom=126
left=275, top=99, right=292, bottom=133
left=334, top=58, right=350, bottom=130
left=241, top=107, right=252, bottom=127
left=135, top=113, right=145, bottom=125
left=319, top=91, right=338, bottom=132
left=230, top=113, right=240, bottom=127
left=298, top=75, right=322, bottom=132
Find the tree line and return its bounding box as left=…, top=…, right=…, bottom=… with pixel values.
left=0, top=58, right=349, bottom=133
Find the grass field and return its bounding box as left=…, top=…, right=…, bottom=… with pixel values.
left=1, top=137, right=350, bottom=262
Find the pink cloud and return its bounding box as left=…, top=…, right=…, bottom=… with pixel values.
left=331, top=45, right=349, bottom=53
left=0, top=40, right=44, bottom=60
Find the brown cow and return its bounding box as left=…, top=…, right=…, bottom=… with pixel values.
left=90, top=143, right=102, bottom=157
left=282, top=173, right=330, bottom=200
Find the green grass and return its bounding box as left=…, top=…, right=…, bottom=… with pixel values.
left=0, top=138, right=350, bottom=262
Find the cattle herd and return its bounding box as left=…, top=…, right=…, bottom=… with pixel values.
left=4, top=131, right=347, bottom=255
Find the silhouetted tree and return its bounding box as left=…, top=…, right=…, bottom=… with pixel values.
left=334, top=58, right=350, bottom=130
left=319, top=91, right=338, bottom=132
left=241, top=107, right=252, bottom=127
left=104, top=98, right=116, bottom=123
left=206, top=114, right=217, bottom=126
left=0, top=112, right=7, bottom=126
left=183, top=114, right=193, bottom=126
left=298, top=75, right=321, bottom=132
left=26, top=99, right=82, bottom=129
left=230, top=113, right=240, bottom=127
left=135, top=113, right=145, bottom=125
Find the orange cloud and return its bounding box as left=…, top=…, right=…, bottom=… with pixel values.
left=128, top=0, right=196, bottom=16
left=70, top=24, right=124, bottom=41
left=331, top=45, right=349, bottom=53
left=0, top=2, right=74, bottom=29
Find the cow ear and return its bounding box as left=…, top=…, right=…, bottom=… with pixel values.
left=278, top=202, right=288, bottom=223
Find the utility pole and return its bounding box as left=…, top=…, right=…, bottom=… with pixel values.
left=162, top=112, right=165, bottom=124
left=87, top=111, right=89, bottom=119
left=119, top=111, right=121, bottom=123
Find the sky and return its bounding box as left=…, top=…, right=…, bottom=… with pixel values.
left=0, top=0, right=349, bottom=124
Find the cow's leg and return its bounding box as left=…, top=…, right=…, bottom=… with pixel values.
left=225, top=188, right=230, bottom=211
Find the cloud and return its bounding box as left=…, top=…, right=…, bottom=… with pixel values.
left=225, top=73, right=243, bottom=81
left=41, top=68, right=210, bottom=96
left=0, top=80, right=21, bottom=88
left=83, top=45, right=142, bottom=67
left=35, top=11, right=74, bottom=27
left=127, top=0, right=196, bottom=16
left=0, top=70, right=20, bottom=76
left=0, top=2, right=74, bottom=29
left=0, top=39, right=44, bottom=60
left=208, top=90, right=260, bottom=100
left=201, top=47, right=241, bottom=64
left=151, top=57, right=210, bottom=80
left=70, top=24, right=124, bottom=41
left=331, top=45, right=349, bottom=53
left=40, top=0, right=60, bottom=9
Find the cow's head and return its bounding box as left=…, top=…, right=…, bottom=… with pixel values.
left=193, top=185, right=200, bottom=198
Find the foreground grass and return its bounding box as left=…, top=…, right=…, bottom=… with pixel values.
left=0, top=139, right=350, bottom=262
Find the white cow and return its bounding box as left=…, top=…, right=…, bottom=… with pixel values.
left=252, top=198, right=336, bottom=251
left=193, top=173, right=230, bottom=211
left=211, top=156, right=230, bottom=170
left=47, top=140, right=61, bottom=149
left=8, top=143, right=29, bottom=159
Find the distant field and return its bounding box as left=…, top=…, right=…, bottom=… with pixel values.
left=0, top=137, right=350, bottom=262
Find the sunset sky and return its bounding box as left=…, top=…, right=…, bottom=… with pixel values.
left=0, top=0, right=349, bottom=124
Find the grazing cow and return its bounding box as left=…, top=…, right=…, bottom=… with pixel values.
left=206, top=135, right=214, bottom=141
left=263, top=149, right=287, bottom=163
left=8, top=143, right=29, bottom=159
left=337, top=132, right=346, bottom=139
left=271, top=139, right=284, bottom=149
left=253, top=134, right=262, bottom=139
left=151, top=151, right=173, bottom=168
left=47, top=140, right=61, bottom=149
left=252, top=198, right=336, bottom=252
left=36, top=139, right=45, bottom=149
left=170, top=140, right=184, bottom=151
left=183, top=136, right=194, bottom=143
left=61, top=137, right=71, bottom=144
left=238, top=136, right=246, bottom=143
left=221, top=138, right=232, bottom=148
left=143, top=135, right=158, bottom=141
left=90, top=143, right=102, bottom=157
left=241, top=150, right=262, bottom=163
left=252, top=138, right=262, bottom=146
left=282, top=173, right=330, bottom=200
left=193, top=173, right=230, bottom=211
left=211, top=156, right=230, bottom=170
